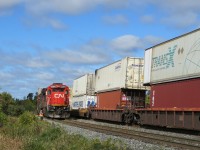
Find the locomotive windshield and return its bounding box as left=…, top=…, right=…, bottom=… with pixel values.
left=52, top=88, right=65, bottom=92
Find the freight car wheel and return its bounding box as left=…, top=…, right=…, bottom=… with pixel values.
left=64, top=112, right=70, bottom=119
left=85, top=112, right=91, bottom=119
left=123, top=113, right=133, bottom=124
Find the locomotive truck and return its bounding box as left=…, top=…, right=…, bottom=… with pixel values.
left=37, top=83, right=70, bottom=119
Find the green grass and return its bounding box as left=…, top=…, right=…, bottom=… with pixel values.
left=0, top=112, right=128, bottom=150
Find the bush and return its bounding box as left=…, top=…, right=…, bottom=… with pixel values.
left=19, top=111, right=37, bottom=126
left=1, top=114, right=128, bottom=150
left=0, top=111, right=7, bottom=127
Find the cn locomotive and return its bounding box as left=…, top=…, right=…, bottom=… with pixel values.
left=37, top=83, right=70, bottom=119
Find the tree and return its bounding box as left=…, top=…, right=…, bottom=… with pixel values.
left=27, top=93, right=33, bottom=100
left=0, top=92, right=14, bottom=115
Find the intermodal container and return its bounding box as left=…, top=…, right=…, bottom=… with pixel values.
left=95, top=57, right=146, bottom=93
left=72, top=74, right=95, bottom=96
left=150, top=78, right=200, bottom=108
left=38, top=88, right=43, bottom=95
left=96, top=90, right=122, bottom=109
left=71, top=95, right=97, bottom=110
left=144, top=28, right=200, bottom=85
left=95, top=89, right=146, bottom=109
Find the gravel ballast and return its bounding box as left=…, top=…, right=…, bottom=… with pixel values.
left=45, top=119, right=178, bottom=150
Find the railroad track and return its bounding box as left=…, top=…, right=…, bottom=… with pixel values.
left=50, top=119, right=200, bottom=150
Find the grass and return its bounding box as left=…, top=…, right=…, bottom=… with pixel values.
left=0, top=112, right=128, bottom=150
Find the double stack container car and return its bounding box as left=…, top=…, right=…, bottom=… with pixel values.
left=91, top=57, right=148, bottom=124
left=71, top=74, right=96, bottom=118
left=138, top=28, right=200, bottom=130
left=37, top=83, right=70, bottom=119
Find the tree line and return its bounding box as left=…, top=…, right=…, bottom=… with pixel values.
left=0, top=92, right=37, bottom=116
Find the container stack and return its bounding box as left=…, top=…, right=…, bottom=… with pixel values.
left=144, top=28, right=200, bottom=109
left=95, top=57, right=147, bottom=110
left=71, top=74, right=96, bottom=117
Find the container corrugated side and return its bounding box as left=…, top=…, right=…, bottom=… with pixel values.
left=71, top=95, right=97, bottom=110
left=72, top=74, right=95, bottom=96
left=95, top=57, right=146, bottom=92
left=96, top=90, right=121, bottom=109
left=145, top=29, right=200, bottom=84
left=150, top=78, right=200, bottom=108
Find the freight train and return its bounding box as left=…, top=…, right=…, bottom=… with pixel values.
left=37, top=83, right=70, bottom=119
left=70, top=28, right=200, bottom=131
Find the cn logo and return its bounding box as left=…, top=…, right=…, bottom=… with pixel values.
left=54, top=94, right=64, bottom=98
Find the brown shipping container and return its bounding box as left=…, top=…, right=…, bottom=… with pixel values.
left=96, top=89, right=146, bottom=109
left=97, top=90, right=121, bottom=109
left=150, top=78, right=200, bottom=108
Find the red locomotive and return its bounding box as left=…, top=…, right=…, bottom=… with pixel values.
left=37, top=83, right=70, bottom=119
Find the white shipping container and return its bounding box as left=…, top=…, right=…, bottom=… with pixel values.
left=72, top=74, right=95, bottom=96
left=38, top=88, right=43, bottom=95
left=71, top=95, right=97, bottom=110
left=144, top=28, right=200, bottom=84
left=95, top=57, right=146, bottom=92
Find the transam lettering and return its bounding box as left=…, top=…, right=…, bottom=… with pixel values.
left=54, top=94, right=64, bottom=98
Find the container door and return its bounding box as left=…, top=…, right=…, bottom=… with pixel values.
left=126, top=58, right=144, bottom=89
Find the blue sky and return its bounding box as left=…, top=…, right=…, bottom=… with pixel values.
left=0, top=0, right=200, bottom=99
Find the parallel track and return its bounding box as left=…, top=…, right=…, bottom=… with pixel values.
left=51, top=119, right=200, bottom=150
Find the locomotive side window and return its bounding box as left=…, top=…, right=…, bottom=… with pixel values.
left=66, top=90, right=68, bottom=95
left=47, top=90, right=51, bottom=95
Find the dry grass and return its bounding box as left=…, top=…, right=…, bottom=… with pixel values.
left=0, top=134, right=23, bottom=150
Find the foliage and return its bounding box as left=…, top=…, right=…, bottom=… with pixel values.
left=0, top=111, right=7, bottom=127
left=0, top=92, right=128, bottom=150
left=0, top=92, right=14, bottom=115
left=0, top=112, right=128, bottom=150
left=27, top=93, right=33, bottom=100
left=0, top=92, right=36, bottom=116
left=19, top=111, right=37, bottom=125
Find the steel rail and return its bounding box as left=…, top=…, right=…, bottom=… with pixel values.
left=50, top=119, right=200, bottom=150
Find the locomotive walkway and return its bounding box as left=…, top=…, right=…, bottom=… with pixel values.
left=50, top=119, right=200, bottom=150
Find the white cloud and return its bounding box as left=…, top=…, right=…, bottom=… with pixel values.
left=103, top=14, right=128, bottom=25
left=143, top=36, right=164, bottom=47
left=0, top=0, right=22, bottom=8
left=111, top=35, right=140, bottom=51
left=1, top=0, right=200, bottom=29
left=150, top=0, right=200, bottom=28
left=26, top=57, right=52, bottom=68
left=46, top=49, right=109, bottom=64
left=0, top=72, right=14, bottom=79
left=24, top=0, right=101, bottom=15
left=141, top=15, right=154, bottom=23
left=35, top=72, right=55, bottom=80
left=110, top=34, right=164, bottom=56
left=162, top=12, right=198, bottom=28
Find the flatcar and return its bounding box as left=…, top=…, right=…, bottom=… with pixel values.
left=37, top=83, right=70, bottom=119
